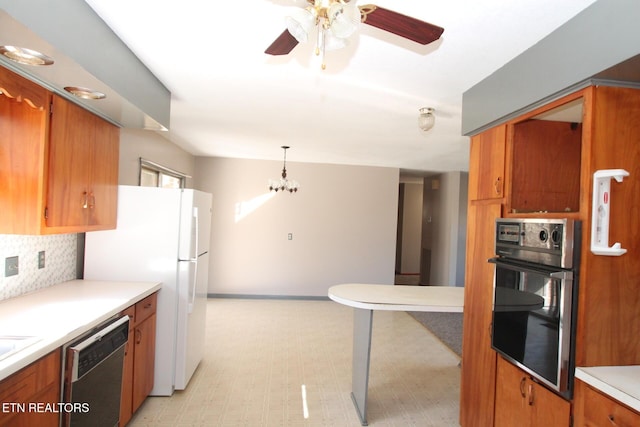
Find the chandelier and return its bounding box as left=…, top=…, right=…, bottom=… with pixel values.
left=269, top=146, right=300, bottom=193
left=285, top=0, right=362, bottom=69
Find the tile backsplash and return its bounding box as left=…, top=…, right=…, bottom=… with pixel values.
left=0, top=234, right=78, bottom=301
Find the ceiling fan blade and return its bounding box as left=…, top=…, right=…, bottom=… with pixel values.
left=360, top=5, right=444, bottom=45
left=265, top=29, right=300, bottom=55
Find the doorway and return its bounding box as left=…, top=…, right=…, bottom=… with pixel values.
left=395, top=180, right=426, bottom=285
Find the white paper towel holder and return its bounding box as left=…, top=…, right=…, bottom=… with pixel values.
left=590, top=169, right=629, bottom=256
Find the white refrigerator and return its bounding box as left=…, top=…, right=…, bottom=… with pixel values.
left=83, top=185, right=212, bottom=395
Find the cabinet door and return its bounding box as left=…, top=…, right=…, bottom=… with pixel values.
left=468, top=125, right=506, bottom=201
left=0, top=349, right=61, bottom=427
left=574, top=379, right=640, bottom=427
left=119, top=307, right=136, bottom=426
left=132, top=313, right=156, bottom=412
left=0, top=69, right=49, bottom=235
left=495, top=357, right=570, bottom=427
left=495, top=356, right=530, bottom=427
left=47, top=95, right=95, bottom=228
left=529, top=382, right=570, bottom=427
left=87, top=115, right=118, bottom=228
left=459, top=202, right=501, bottom=427
left=46, top=95, right=119, bottom=232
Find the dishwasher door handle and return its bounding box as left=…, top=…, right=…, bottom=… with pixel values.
left=69, top=315, right=129, bottom=382
left=69, top=316, right=129, bottom=353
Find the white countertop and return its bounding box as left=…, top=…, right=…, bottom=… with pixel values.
left=328, top=283, right=464, bottom=312
left=0, top=279, right=161, bottom=380
left=575, top=366, right=640, bottom=413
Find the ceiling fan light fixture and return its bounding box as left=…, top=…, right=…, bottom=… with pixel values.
left=285, top=8, right=316, bottom=44
left=266, top=2, right=445, bottom=70
left=327, top=2, right=360, bottom=39
left=323, top=31, right=348, bottom=51
left=419, top=107, right=436, bottom=131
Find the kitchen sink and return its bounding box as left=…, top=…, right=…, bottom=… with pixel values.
left=0, top=336, right=41, bottom=362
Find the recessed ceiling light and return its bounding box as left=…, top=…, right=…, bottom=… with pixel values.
left=64, top=86, right=106, bottom=100
left=0, top=46, right=54, bottom=66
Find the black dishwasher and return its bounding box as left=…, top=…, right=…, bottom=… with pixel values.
left=62, top=315, right=129, bottom=427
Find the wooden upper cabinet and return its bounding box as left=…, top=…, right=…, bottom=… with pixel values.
left=505, top=94, right=584, bottom=216
left=0, top=68, right=50, bottom=234
left=0, top=65, right=48, bottom=111
left=0, top=66, right=119, bottom=234
left=468, top=124, right=506, bottom=201
left=46, top=95, right=119, bottom=232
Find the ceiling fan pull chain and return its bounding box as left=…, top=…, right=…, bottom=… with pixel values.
left=317, top=22, right=327, bottom=70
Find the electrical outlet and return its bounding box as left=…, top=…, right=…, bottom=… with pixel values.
left=5, top=256, right=19, bottom=277
left=38, top=251, right=45, bottom=269
left=288, top=233, right=293, bottom=240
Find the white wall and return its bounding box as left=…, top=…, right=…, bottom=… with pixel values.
left=428, top=171, right=468, bottom=287
left=118, top=129, right=195, bottom=187
left=195, top=157, right=399, bottom=297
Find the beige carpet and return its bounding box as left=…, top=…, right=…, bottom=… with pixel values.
left=407, top=311, right=463, bottom=357
left=129, top=298, right=461, bottom=426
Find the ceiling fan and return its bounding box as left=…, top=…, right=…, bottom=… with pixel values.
left=265, top=0, right=444, bottom=69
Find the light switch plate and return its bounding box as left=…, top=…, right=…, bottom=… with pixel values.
left=5, top=256, right=19, bottom=277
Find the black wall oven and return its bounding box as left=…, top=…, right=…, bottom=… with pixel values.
left=490, top=218, right=580, bottom=399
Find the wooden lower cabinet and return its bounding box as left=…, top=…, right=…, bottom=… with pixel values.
left=119, top=293, right=157, bottom=426
left=0, top=349, right=61, bottom=427
left=573, top=379, right=640, bottom=427
left=494, top=356, right=570, bottom=427
left=132, top=313, right=156, bottom=413
left=119, top=305, right=136, bottom=426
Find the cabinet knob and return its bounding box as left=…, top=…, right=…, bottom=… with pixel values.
left=519, top=377, right=526, bottom=398
left=527, top=383, right=534, bottom=406
left=608, top=414, right=618, bottom=425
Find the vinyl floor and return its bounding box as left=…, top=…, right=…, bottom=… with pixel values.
left=129, top=298, right=461, bottom=426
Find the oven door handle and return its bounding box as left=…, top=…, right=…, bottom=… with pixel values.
left=489, top=258, right=573, bottom=281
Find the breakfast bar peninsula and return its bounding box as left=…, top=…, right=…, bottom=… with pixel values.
left=328, top=283, right=464, bottom=425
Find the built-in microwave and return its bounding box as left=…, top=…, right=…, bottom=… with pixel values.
left=490, top=218, right=581, bottom=399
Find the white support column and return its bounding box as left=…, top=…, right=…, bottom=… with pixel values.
left=351, top=307, right=373, bottom=426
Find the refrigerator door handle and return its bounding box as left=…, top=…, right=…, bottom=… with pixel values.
left=179, top=207, right=198, bottom=262
left=193, top=207, right=199, bottom=260
left=188, top=208, right=199, bottom=313
left=189, top=260, right=197, bottom=314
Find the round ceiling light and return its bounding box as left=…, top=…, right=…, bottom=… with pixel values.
left=0, top=46, right=54, bottom=66
left=418, top=107, right=436, bottom=131
left=64, top=86, right=106, bottom=100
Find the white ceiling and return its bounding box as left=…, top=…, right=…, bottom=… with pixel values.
left=84, top=0, right=597, bottom=174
